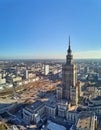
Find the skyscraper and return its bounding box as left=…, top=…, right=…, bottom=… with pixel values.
left=44, top=65, right=49, bottom=75
left=62, top=36, right=78, bottom=105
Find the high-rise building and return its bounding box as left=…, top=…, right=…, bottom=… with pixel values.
left=44, top=65, right=49, bottom=75
left=24, top=70, right=29, bottom=79
left=62, top=36, right=78, bottom=105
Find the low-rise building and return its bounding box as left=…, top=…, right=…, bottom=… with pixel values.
left=13, top=76, right=22, bottom=82
left=57, top=100, right=68, bottom=118
left=0, top=83, right=13, bottom=90
left=88, top=96, right=101, bottom=115
left=28, top=72, right=36, bottom=79
left=14, top=81, right=23, bottom=86
left=75, top=111, right=97, bottom=130
left=45, top=101, right=57, bottom=118
left=6, top=75, right=22, bottom=83
left=23, top=100, right=45, bottom=124
left=66, top=106, right=78, bottom=123
left=0, top=78, right=6, bottom=84
left=47, top=121, right=66, bottom=130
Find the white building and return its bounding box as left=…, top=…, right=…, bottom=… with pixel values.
left=25, top=70, right=29, bottom=79
left=23, top=100, right=45, bottom=124
left=45, top=101, right=57, bottom=118
left=0, top=73, right=2, bottom=79
left=0, top=78, right=6, bottom=84
left=57, top=100, right=68, bottom=118
left=44, top=65, right=49, bottom=75
left=0, top=83, right=13, bottom=90
left=13, top=76, right=22, bottom=82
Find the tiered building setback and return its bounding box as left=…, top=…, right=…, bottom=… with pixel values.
left=62, top=36, right=78, bottom=105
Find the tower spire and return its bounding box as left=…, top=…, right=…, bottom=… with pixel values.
left=69, top=35, right=70, bottom=47
left=66, top=36, right=73, bottom=64
left=68, top=36, right=72, bottom=54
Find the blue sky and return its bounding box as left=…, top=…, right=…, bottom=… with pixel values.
left=0, top=0, right=101, bottom=59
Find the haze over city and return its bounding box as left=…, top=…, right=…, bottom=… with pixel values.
left=1, top=0, right=101, bottom=59
left=1, top=1, right=101, bottom=129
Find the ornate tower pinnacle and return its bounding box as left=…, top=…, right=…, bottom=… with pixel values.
left=68, top=36, right=72, bottom=54
left=66, top=36, right=73, bottom=64
left=69, top=35, right=70, bottom=46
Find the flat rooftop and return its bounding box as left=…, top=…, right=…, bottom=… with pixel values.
left=47, top=121, right=66, bottom=130
left=45, top=101, right=56, bottom=108
left=76, top=112, right=94, bottom=130
left=25, top=100, right=44, bottom=112
left=77, top=116, right=91, bottom=129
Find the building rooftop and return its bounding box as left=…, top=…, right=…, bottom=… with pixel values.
left=77, top=116, right=90, bottom=129
left=88, top=95, right=101, bottom=107
left=47, top=121, right=66, bottom=130
left=25, top=100, right=44, bottom=113
left=76, top=112, right=94, bottom=130
left=57, top=99, right=68, bottom=105
left=46, top=101, right=56, bottom=108
left=92, top=96, right=101, bottom=101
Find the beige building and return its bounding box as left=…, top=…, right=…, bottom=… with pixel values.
left=0, top=78, right=6, bottom=84
left=28, top=72, right=36, bottom=79
left=12, top=76, right=22, bottom=82
left=62, top=37, right=78, bottom=105
left=75, top=112, right=97, bottom=130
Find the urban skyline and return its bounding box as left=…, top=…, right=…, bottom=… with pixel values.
left=0, top=34, right=100, bottom=129
left=1, top=0, right=101, bottom=59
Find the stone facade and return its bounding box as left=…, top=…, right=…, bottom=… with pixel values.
left=62, top=37, right=78, bottom=105
left=23, top=100, right=45, bottom=124
left=75, top=112, right=97, bottom=130
left=45, top=102, right=57, bottom=118
left=56, top=84, right=63, bottom=100
left=66, top=111, right=78, bottom=123
left=57, top=100, right=68, bottom=118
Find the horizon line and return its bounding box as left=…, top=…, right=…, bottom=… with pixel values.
left=0, top=58, right=101, bottom=60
